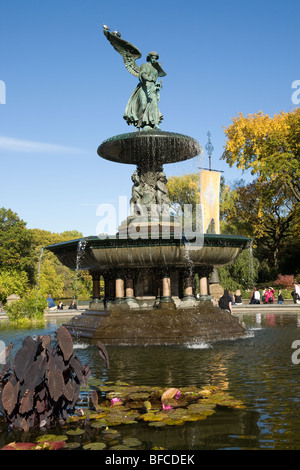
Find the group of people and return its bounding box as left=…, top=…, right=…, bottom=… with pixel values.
left=218, top=282, right=300, bottom=313
left=46, top=295, right=77, bottom=311
left=250, top=286, right=284, bottom=304
left=217, top=289, right=244, bottom=314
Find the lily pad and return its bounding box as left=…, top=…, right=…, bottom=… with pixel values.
left=109, top=444, right=131, bottom=450
left=64, top=442, right=81, bottom=449
left=1, top=441, right=37, bottom=451
left=148, top=421, right=167, bottom=427
left=122, top=437, right=142, bottom=447
left=36, top=434, right=68, bottom=443
left=90, top=420, right=109, bottom=428
left=83, top=442, right=106, bottom=450
left=66, top=427, right=85, bottom=436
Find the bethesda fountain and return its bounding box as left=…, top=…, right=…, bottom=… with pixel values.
left=46, top=27, right=250, bottom=344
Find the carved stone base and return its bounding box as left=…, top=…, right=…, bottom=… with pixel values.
left=64, top=301, right=246, bottom=345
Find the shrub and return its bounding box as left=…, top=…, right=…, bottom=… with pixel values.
left=0, top=269, right=29, bottom=303
left=273, top=274, right=294, bottom=289
left=5, top=290, right=47, bottom=322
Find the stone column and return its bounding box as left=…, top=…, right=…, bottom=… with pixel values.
left=197, top=266, right=213, bottom=301
left=162, top=276, right=171, bottom=299
left=89, top=271, right=104, bottom=311
left=124, top=271, right=139, bottom=308
left=91, top=271, right=101, bottom=300
left=182, top=268, right=194, bottom=299
left=157, top=269, right=176, bottom=309
left=180, top=267, right=197, bottom=307
left=115, top=274, right=125, bottom=303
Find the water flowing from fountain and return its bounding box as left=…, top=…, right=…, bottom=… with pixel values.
left=74, top=238, right=87, bottom=304
left=35, top=247, right=44, bottom=320
left=248, top=240, right=254, bottom=288
left=36, top=247, right=44, bottom=292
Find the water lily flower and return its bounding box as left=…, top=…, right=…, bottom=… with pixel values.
left=161, top=388, right=181, bottom=402
left=110, top=397, right=122, bottom=405
left=162, top=403, right=173, bottom=410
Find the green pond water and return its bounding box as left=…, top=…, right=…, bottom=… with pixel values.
left=1, top=312, right=300, bottom=450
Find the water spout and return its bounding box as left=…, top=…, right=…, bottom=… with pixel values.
left=74, top=238, right=87, bottom=304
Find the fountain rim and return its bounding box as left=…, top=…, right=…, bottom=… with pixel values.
left=97, top=129, right=203, bottom=165
left=45, top=233, right=251, bottom=253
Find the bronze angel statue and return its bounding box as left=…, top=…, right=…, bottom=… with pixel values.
left=103, top=27, right=167, bottom=130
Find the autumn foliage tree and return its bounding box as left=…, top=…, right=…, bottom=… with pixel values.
left=221, top=109, right=300, bottom=277
left=222, top=108, right=300, bottom=202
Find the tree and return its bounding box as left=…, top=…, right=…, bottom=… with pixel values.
left=29, top=228, right=92, bottom=300
left=166, top=173, right=200, bottom=215
left=218, top=248, right=260, bottom=291
left=220, top=177, right=298, bottom=271
left=0, top=207, right=33, bottom=276
left=222, top=109, right=300, bottom=201
left=0, top=269, right=29, bottom=302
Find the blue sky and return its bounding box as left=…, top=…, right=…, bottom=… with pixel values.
left=1, top=0, right=299, bottom=236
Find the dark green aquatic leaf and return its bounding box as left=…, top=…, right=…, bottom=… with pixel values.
left=122, top=437, right=142, bottom=447
left=83, top=442, right=107, bottom=450
left=24, top=355, right=45, bottom=390
left=14, top=336, right=37, bottom=381
left=96, top=341, right=109, bottom=369
left=2, top=380, right=19, bottom=415
left=69, top=356, right=83, bottom=381
left=110, top=444, right=131, bottom=450
left=36, top=434, right=68, bottom=443
left=19, top=390, right=34, bottom=414
left=56, top=326, right=73, bottom=361
left=48, top=369, right=64, bottom=401
left=66, top=427, right=85, bottom=436
left=90, top=420, right=108, bottom=428
left=64, top=442, right=81, bottom=449
left=90, top=389, right=99, bottom=408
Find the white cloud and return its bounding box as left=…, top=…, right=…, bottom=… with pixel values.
left=0, top=135, right=83, bottom=154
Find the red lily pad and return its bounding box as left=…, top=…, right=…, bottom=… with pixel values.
left=1, top=441, right=37, bottom=450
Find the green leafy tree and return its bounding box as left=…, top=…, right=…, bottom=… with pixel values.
left=218, top=248, right=260, bottom=291
left=220, top=178, right=298, bottom=271
left=5, top=289, right=47, bottom=321
left=0, top=269, right=30, bottom=302
left=0, top=208, right=34, bottom=277
left=166, top=173, right=200, bottom=215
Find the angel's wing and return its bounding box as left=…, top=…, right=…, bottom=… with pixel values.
left=103, top=29, right=141, bottom=77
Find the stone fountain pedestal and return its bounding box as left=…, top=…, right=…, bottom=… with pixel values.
left=64, top=301, right=246, bottom=345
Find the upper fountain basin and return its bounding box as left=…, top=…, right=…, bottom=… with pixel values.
left=97, top=130, right=202, bottom=165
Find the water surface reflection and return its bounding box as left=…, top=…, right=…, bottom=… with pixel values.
left=1, top=313, right=300, bottom=449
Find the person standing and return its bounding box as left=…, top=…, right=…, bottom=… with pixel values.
left=278, top=290, right=284, bottom=304
left=253, top=287, right=261, bottom=304
left=293, top=282, right=300, bottom=304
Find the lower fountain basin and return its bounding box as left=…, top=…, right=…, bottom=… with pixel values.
left=65, top=301, right=246, bottom=345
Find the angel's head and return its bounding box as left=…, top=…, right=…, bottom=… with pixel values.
left=147, top=51, right=159, bottom=63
